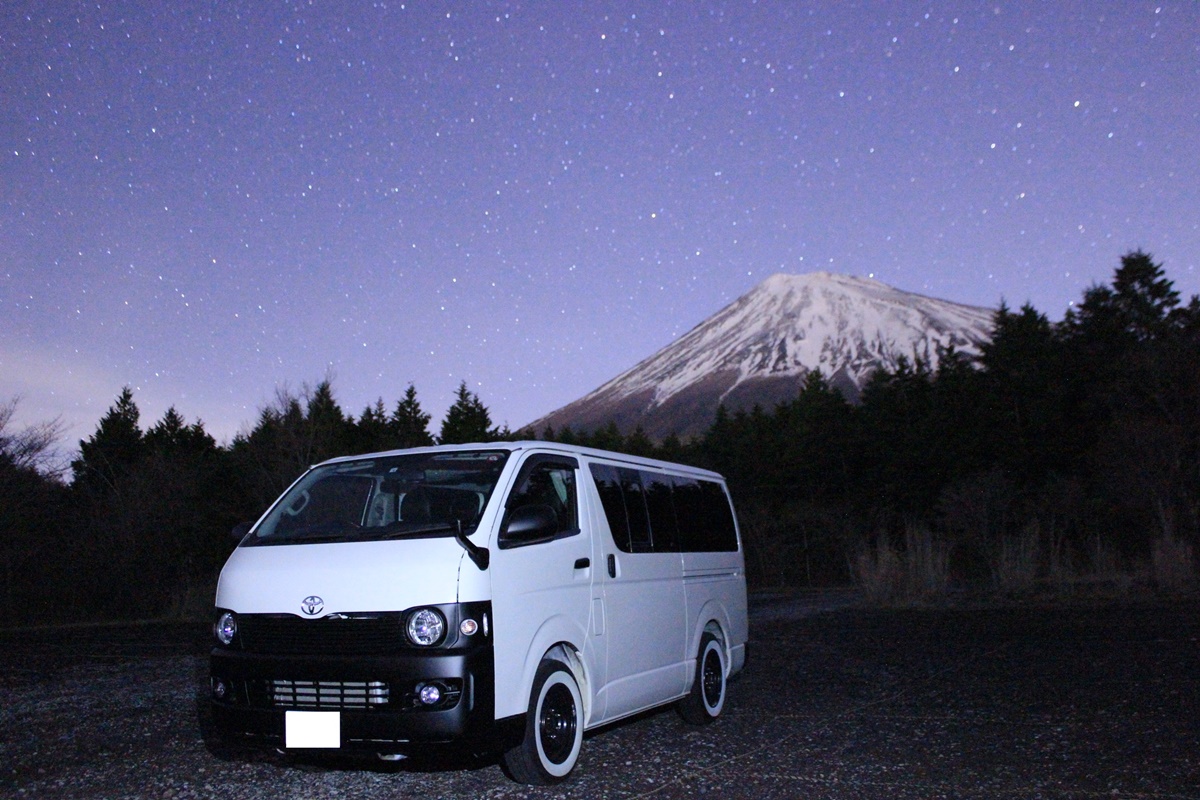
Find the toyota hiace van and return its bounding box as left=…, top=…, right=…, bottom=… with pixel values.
left=209, top=442, right=747, bottom=784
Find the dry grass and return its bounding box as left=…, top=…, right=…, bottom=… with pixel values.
left=992, top=525, right=1040, bottom=594
left=1152, top=533, right=1196, bottom=591
left=853, top=524, right=1198, bottom=605
left=854, top=524, right=950, bottom=606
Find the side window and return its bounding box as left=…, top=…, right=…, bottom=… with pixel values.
left=504, top=458, right=579, bottom=542
left=590, top=464, right=630, bottom=551
left=590, top=464, right=735, bottom=554
left=642, top=470, right=679, bottom=552
left=699, top=480, right=739, bottom=552
left=670, top=475, right=705, bottom=551
left=619, top=467, right=653, bottom=553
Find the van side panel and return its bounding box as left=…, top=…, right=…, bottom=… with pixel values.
left=598, top=548, right=688, bottom=719
left=489, top=534, right=596, bottom=720
left=587, top=465, right=747, bottom=725
left=488, top=455, right=597, bottom=722
left=682, top=566, right=747, bottom=666
left=585, top=460, right=689, bottom=724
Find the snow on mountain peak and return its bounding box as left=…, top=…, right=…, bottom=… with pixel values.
left=615, top=272, right=992, bottom=402
left=530, top=272, right=996, bottom=439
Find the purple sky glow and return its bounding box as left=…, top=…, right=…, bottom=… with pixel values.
left=3, top=2, right=1198, bottom=445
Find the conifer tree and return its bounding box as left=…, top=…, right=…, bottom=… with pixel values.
left=72, top=386, right=143, bottom=496
left=391, top=384, right=434, bottom=447
left=144, top=406, right=217, bottom=456
left=1100, top=249, right=1180, bottom=341
left=623, top=426, right=654, bottom=456
left=140, top=407, right=226, bottom=612
left=354, top=398, right=393, bottom=453
left=976, top=302, right=1071, bottom=486
left=438, top=382, right=495, bottom=444
left=305, top=380, right=352, bottom=461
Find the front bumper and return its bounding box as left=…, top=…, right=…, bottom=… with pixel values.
left=209, top=645, right=496, bottom=753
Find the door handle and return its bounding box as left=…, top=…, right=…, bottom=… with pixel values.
left=574, top=557, right=590, bottom=570
left=607, top=554, right=616, bottom=578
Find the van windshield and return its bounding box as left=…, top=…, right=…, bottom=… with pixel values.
left=243, top=450, right=511, bottom=546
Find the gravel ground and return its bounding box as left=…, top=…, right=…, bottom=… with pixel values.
left=2, top=593, right=1198, bottom=799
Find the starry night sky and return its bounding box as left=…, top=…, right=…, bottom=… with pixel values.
left=4, top=2, right=1198, bottom=445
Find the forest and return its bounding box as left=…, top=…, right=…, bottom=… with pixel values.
left=1, top=251, right=1196, bottom=621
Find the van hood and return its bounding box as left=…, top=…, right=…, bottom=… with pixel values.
left=215, top=538, right=467, bottom=616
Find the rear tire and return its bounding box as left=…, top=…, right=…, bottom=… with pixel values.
left=502, top=659, right=584, bottom=785
left=678, top=632, right=726, bottom=724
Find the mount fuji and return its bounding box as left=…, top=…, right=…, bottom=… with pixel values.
left=529, top=272, right=996, bottom=440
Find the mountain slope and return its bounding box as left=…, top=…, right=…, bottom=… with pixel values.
left=530, top=272, right=995, bottom=440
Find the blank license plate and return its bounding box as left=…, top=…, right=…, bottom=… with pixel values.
left=285, top=711, right=341, bottom=748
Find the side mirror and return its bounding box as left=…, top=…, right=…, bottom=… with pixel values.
left=231, top=521, right=253, bottom=543
left=500, top=504, right=558, bottom=548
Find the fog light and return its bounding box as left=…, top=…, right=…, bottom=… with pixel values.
left=212, top=678, right=228, bottom=700
left=417, top=683, right=442, bottom=706
left=460, top=618, right=478, bottom=636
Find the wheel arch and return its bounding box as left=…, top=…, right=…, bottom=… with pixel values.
left=515, top=615, right=593, bottom=727
left=687, top=600, right=733, bottom=679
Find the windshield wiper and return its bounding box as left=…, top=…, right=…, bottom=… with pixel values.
left=262, top=519, right=490, bottom=570
left=280, top=521, right=363, bottom=542
left=379, top=519, right=489, bottom=570
left=378, top=521, right=458, bottom=539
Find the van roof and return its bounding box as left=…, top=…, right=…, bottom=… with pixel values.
left=313, top=440, right=725, bottom=481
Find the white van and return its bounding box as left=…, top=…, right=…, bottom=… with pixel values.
left=209, top=441, right=748, bottom=784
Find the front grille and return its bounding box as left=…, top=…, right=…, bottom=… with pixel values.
left=270, top=679, right=390, bottom=710
left=238, top=614, right=406, bottom=655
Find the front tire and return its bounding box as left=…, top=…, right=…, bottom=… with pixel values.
left=502, top=659, right=584, bottom=785
left=678, top=632, right=726, bottom=724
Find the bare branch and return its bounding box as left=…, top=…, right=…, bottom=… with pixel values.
left=0, top=396, right=67, bottom=475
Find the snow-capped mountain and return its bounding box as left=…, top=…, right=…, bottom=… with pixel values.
left=530, top=272, right=996, bottom=440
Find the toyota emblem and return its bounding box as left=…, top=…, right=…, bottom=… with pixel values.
left=301, top=595, right=324, bottom=616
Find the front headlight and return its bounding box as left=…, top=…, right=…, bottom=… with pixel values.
left=406, top=608, right=446, bottom=646
left=214, top=611, right=237, bottom=646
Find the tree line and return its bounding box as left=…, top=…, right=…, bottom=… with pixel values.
left=1, top=250, right=1196, bottom=621
left=682, top=250, right=1200, bottom=598
left=1, top=381, right=508, bottom=621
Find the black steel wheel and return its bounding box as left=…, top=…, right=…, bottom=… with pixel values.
left=502, top=659, right=584, bottom=784
left=678, top=632, right=726, bottom=724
